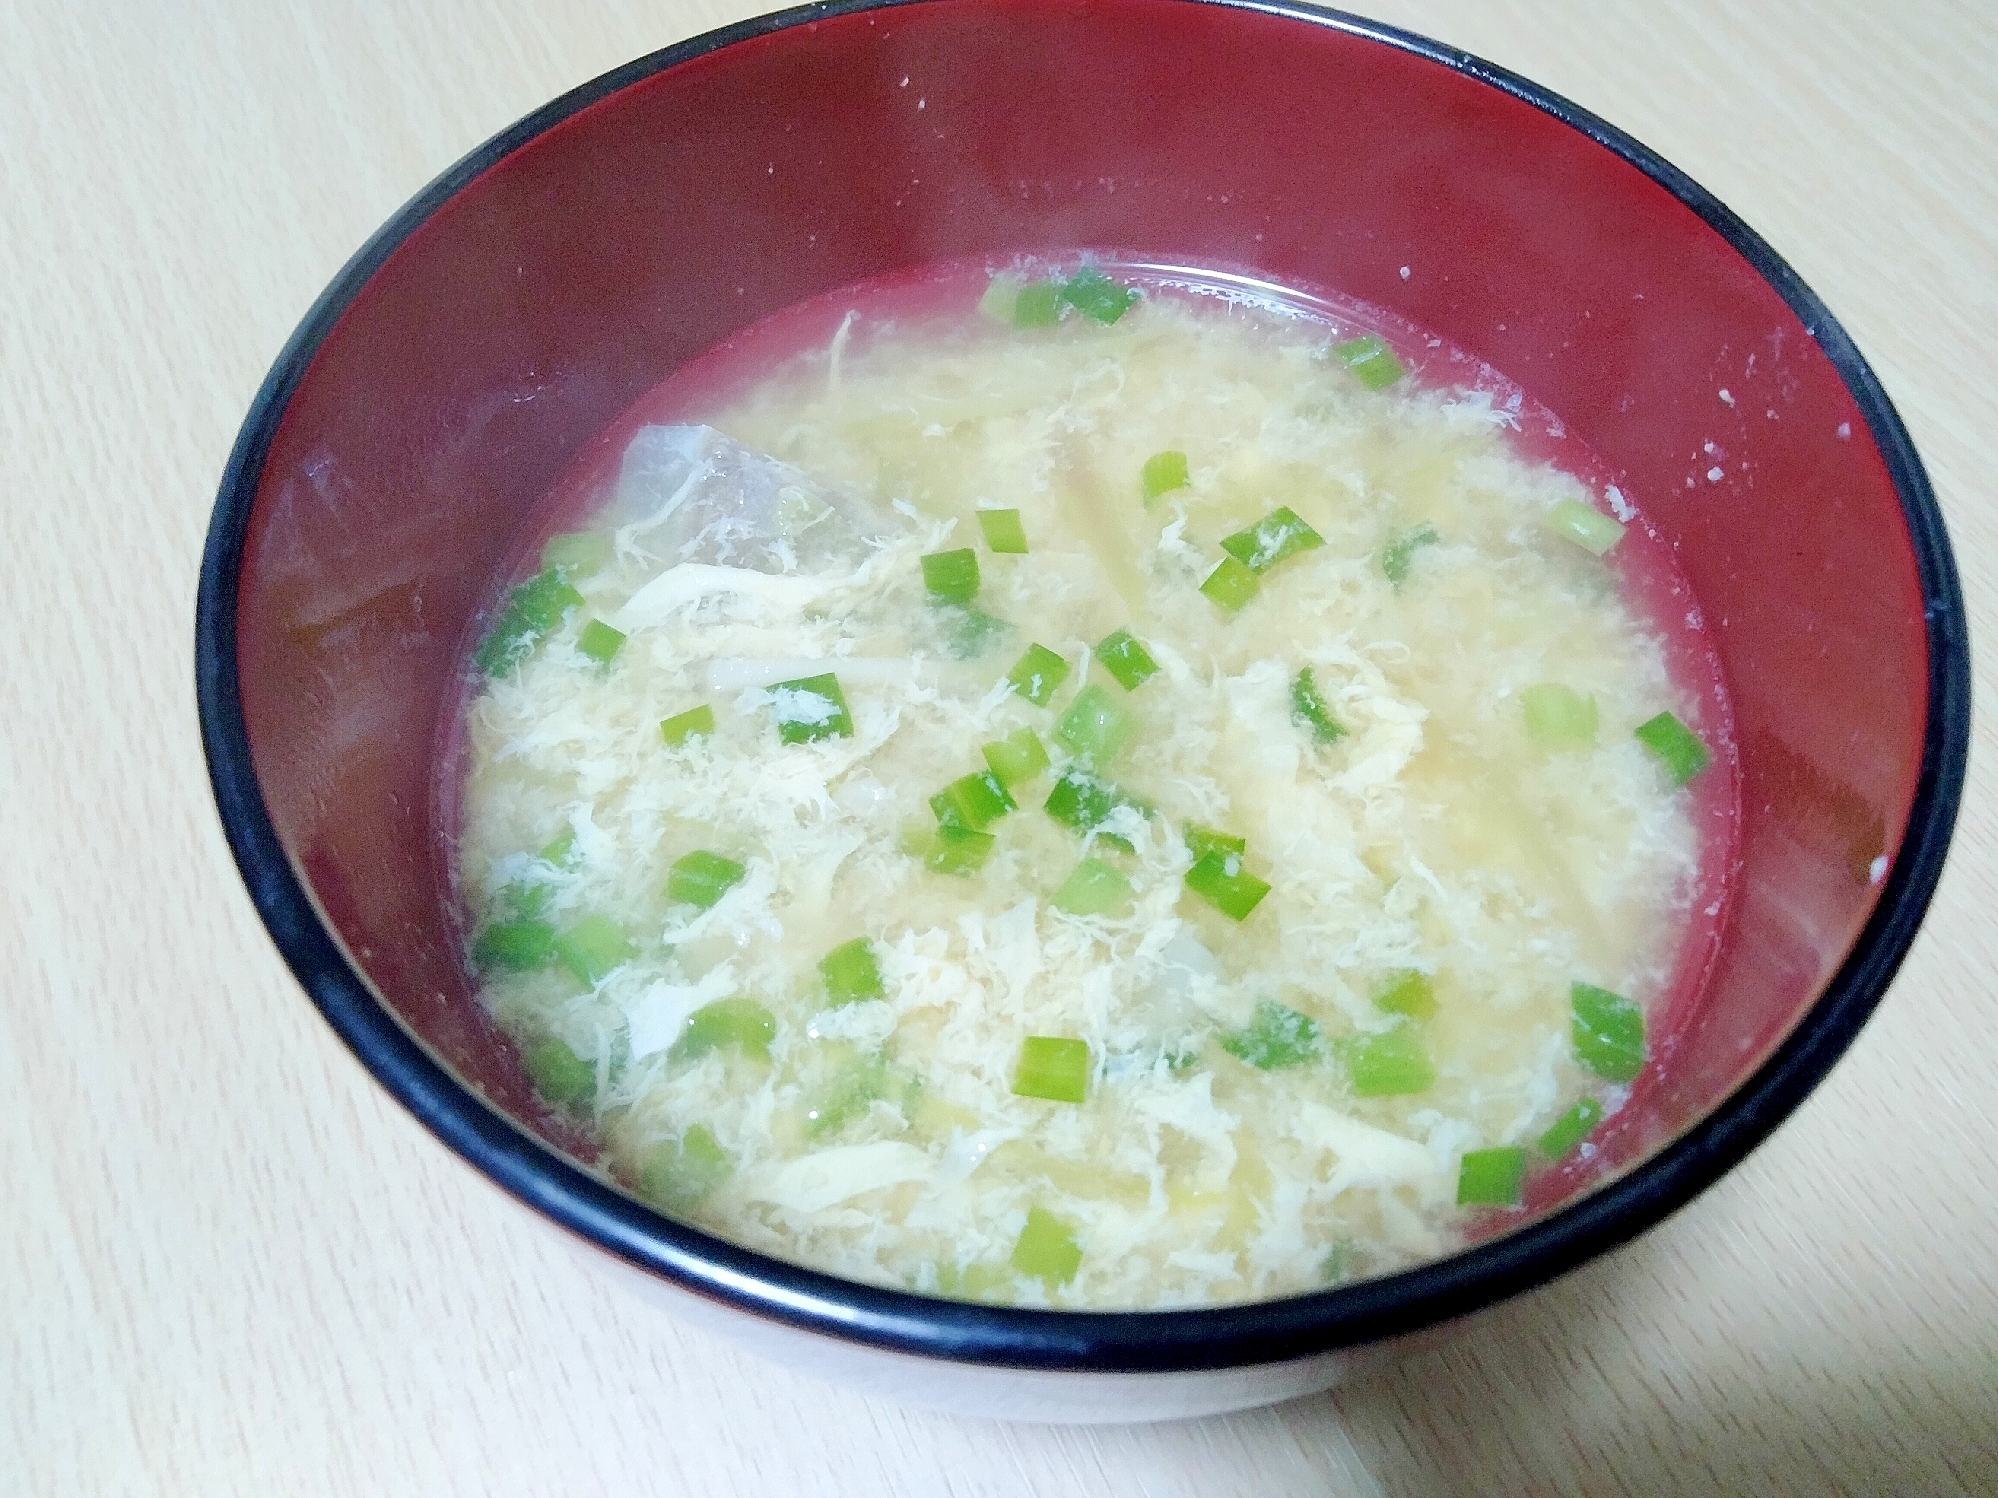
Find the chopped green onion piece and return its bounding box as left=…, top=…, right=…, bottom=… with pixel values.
left=1220, top=1001, right=1321, bottom=1070
left=1457, top=1147, right=1528, bottom=1207
left=1011, top=1207, right=1083, bottom=1286
left=921, top=547, right=981, bottom=604
left=1635, top=711, right=1711, bottom=786
left=1184, top=850, right=1270, bottom=921
left=474, top=567, right=585, bottom=677
left=1053, top=683, right=1136, bottom=764
left=1013, top=279, right=1061, bottom=328
left=1005, top=642, right=1071, bottom=706
left=1339, top=1024, right=1435, bottom=1097
left=1058, top=266, right=1139, bottom=324
left=576, top=618, right=626, bottom=665
left=1373, top=969, right=1436, bottom=1020
left=1571, top=982, right=1645, bottom=1082
left=978, top=272, right=1023, bottom=323
left=524, top=1038, right=594, bottom=1109
left=926, top=826, right=997, bottom=876
left=537, top=828, right=577, bottom=866
left=1544, top=498, right=1625, bottom=556
left=473, top=917, right=555, bottom=971
left=1013, top=1035, right=1091, bottom=1103
left=1141, top=450, right=1190, bottom=503
left=1093, top=629, right=1160, bottom=691
left=1291, top=667, right=1346, bottom=744
left=770, top=672, right=853, bottom=744
left=638, top=1125, right=729, bottom=1211
left=541, top=530, right=614, bottom=578
left=1537, top=1097, right=1605, bottom=1159
left=934, top=604, right=1010, bottom=660
left=977, top=508, right=1030, bottom=554
left=667, top=850, right=746, bottom=909
left=1051, top=857, right=1133, bottom=916
left=1043, top=768, right=1145, bottom=852
left=806, top=1054, right=900, bottom=1138
left=553, top=915, right=634, bottom=987
left=1199, top=556, right=1261, bottom=612
left=819, top=937, right=885, bottom=1006
left=1183, top=824, right=1246, bottom=862
left=1521, top=683, right=1599, bottom=748
left=500, top=880, right=551, bottom=920
left=659, top=704, right=716, bottom=747
left=1381, top=522, right=1440, bottom=586
left=1220, top=506, right=1324, bottom=574
left=930, top=769, right=1017, bottom=832
left=982, top=728, right=1051, bottom=788
left=674, top=997, right=777, bottom=1062
left=1332, top=333, right=1407, bottom=390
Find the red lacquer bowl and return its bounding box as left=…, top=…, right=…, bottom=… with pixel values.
left=196, top=0, right=1967, bottom=1419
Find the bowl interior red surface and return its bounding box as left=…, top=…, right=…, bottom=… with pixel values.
left=214, top=0, right=1950, bottom=1355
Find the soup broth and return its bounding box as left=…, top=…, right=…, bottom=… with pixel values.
left=453, top=263, right=1728, bottom=1307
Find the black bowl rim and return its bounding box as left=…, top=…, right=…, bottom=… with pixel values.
left=196, top=0, right=1970, bottom=1374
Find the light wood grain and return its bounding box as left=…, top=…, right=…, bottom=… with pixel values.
left=4, top=1, right=1992, bottom=1493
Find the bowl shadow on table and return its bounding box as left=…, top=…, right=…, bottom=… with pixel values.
left=1299, top=1215, right=1994, bottom=1497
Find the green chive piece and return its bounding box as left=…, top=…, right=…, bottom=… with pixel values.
left=537, top=828, right=576, bottom=866
left=933, top=604, right=1010, bottom=661
left=770, top=673, right=853, bottom=744
left=1571, top=982, right=1645, bottom=1082
left=1339, top=1024, right=1435, bottom=1097
left=1013, top=1036, right=1091, bottom=1103
left=473, top=918, right=556, bottom=972
left=1381, top=522, right=1440, bottom=586
left=1332, top=333, right=1407, bottom=390
left=921, top=548, right=981, bottom=604
left=475, top=566, right=585, bottom=677
left=541, top=530, right=614, bottom=578
left=1544, top=498, right=1626, bottom=556
left=1291, top=667, right=1346, bottom=744
left=1058, top=266, right=1139, bottom=324
left=1006, top=643, right=1071, bottom=706
left=930, top=770, right=1017, bottom=832
left=1635, top=711, right=1712, bottom=786
left=1537, top=1097, right=1605, bottom=1159
left=1011, top=1207, right=1083, bottom=1286
left=1184, top=850, right=1270, bottom=921
left=1013, top=279, right=1062, bottom=328
left=1093, top=629, right=1160, bottom=691
left=1051, top=857, right=1133, bottom=917
left=977, top=508, right=1030, bottom=554
left=806, top=1054, right=905, bottom=1138
left=673, top=997, right=777, bottom=1062
left=1220, top=1001, right=1321, bottom=1070
left=1522, top=683, right=1599, bottom=748
left=660, top=704, right=716, bottom=747
left=1199, top=556, right=1261, bottom=612
left=667, top=850, right=746, bottom=909
left=1457, top=1147, right=1528, bottom=1207
left=638, top=1125, right=730, bottom=1211
left=1053, top=683, right=1136, bottom=764
left=1141, top=450, right=1190, bottom=503
left=1373, top=969, right=1436, bottom=1020
left=819, top=937, right=886, bottom=1006
left=1044, top=768, right=1145, bottom=852
left=982, top=728, right=1051, bottom=788
left=500, top=880, right=551, bottom=921
left=1183, top=824, right=1247, bottom=862
left=979, top=272, right=1023, bottom=324
left=552, top=915, right=634, bottom=987
left=524, top=1038, right=594, bottom=1109
left=1220, top=506, right=1324, bottom=575
left=577, top=618, right=626, bottom=665
left=926, top=826, right=997, bottom=876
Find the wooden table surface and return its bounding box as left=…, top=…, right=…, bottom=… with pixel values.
left=6, top=0, right=1993, bottom=1492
